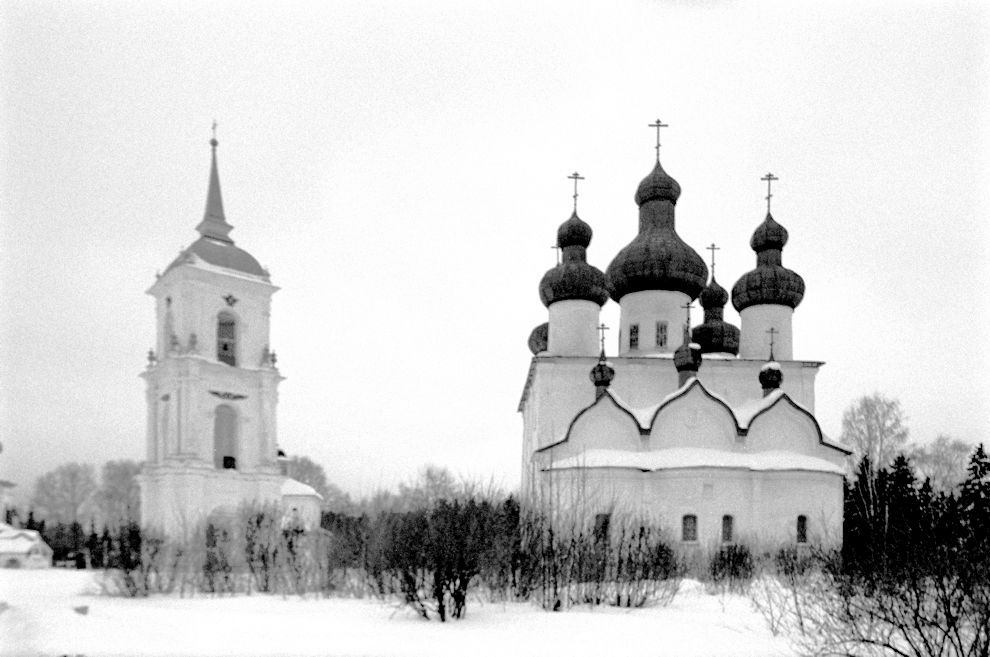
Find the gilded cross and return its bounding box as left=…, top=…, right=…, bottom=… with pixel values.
left=568, top=171, right=585, bottom=212
left=648, top=118, right=669, bottom=162
left=761, top=172, right=779, bottom=214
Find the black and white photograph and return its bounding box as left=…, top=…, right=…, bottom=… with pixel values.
left=1, top=1, right=987, bottom=655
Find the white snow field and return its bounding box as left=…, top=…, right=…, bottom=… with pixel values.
left=1, top=569, right=793, bottom=657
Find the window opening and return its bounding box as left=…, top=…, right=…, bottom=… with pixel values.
left=722, top=515, right=734, bottom=543
left=682, top=514, right=697, bottom=542
left=217, top=313, right=237, bottom=366
left=629, top=324, right=639, bottom=350
left=797, top=515, right=808, bottom=543
left=213, top=404, right=237, bottom=470
left=656, top=321, right=668, bottom=348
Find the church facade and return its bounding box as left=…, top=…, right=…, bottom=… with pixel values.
left=520, top=142, right=850, bottom=548
left=138, top=136, right=321, bottom=538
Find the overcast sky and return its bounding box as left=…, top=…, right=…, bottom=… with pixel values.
left=2, top=1, right=987, bottom=504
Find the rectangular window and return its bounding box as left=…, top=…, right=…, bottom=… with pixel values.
left=797, top=515, right=808, bottom=543
left=656, top=321, right=668, bottom=348
left=629, top=324, right=639, bottom=350
left=722, top=515, right=734, bottom=543
left=682, top=514, right=697, bottom=542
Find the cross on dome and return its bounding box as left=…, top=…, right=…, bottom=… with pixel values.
left=597, top=322, right=609, bottom=353
left=681, top=301, right=694, bottom=329
left=568, top=171, right=585, bottom=212
left=761, top=172, right=779, bottom=214
left=706, top=242, right=720, bottom=276
left=648, top=118, right=669, bottom=162
left=766, top=326, right=778, bottom=359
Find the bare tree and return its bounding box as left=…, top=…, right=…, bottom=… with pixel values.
left=31, top=462, right=97, bottom=525
left=907, top=435, right=972, bottom=493
left=284, top=454, right=354, bottom=512
left=398, top=465, right=460, bottom=510
left=96, top=460, right=142, bottom=527
left=839, top=393, right=909, bottom=472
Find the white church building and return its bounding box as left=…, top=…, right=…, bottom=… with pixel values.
left=138, top=135, right=321, bottom=538
left=520, top=140, right=850, bottom=548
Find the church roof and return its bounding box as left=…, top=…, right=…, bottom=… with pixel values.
left=163, top=136, right=270, bottom=281
left=732, top=213, right=804, bottom=311
left=539, top=211, right=609, bottom=307
left=281, top=478, right=323, bottom=500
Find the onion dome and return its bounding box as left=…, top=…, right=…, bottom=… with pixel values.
left=759, top=360, right=783, bottom=395
left=732, top=213, right=804, bottom=311
left=605, top=161, right=707, bottom=302
left=539, top=212, right=609, bottom=307
left=673, top=327, right=703, bottom=374
left=589, top=351, right=615, bottom=397
left=691, top=276, right=740, bottom=355
left=528, top=322, right=549, bottom=355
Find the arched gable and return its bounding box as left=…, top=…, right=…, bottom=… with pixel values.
left=746, top=395, right=840, bottom=458
left=648, top=380, right=738, bottom=450
left=537, top=391, right=643, bottom=460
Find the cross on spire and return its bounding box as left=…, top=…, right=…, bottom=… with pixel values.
left=568, top=171, right=585, bottom=212
left=706, top=242, right=720, bottom=276
left=597, top=323, right=609, bottom=354
left=766, top=327, right=778, bottom=360
left=761, top=172, right=779, bottom=214
left=648, top=118, right=669, bottom=162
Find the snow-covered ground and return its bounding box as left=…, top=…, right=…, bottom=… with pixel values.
left=1, top=569, right=792, bottom=657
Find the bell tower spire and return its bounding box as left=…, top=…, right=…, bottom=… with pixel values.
left=195, top=122, right=235, bottom=244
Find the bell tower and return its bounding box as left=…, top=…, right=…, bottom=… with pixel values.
left=139, top=133, right=285, bottom=537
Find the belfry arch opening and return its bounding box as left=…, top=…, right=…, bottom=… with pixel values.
left=217, top=312, right=237, bottom=366
left=213, top=404, right=238, bottom=469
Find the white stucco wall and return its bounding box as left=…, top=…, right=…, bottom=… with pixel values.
left=618, top=290, right=691, bottom=355
left=547, top=299, right=601, bottom=357
left=739, top=304, right=794, bottom=360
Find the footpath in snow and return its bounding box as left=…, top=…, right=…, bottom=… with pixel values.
left=0, top=569, right=792, bottom=657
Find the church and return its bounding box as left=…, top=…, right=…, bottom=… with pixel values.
left=519, top=128, right=850, bottom=548
left=137, top=134, right=322, bottom=538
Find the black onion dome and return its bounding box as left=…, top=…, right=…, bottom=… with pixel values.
left=539, top=212, right=609, bottom=307
left=589, top=356, right=615, bottom=389
left=635, top=160, right=682, bottom=205
left=557, top=211, right=593, bottom=248
left=699, top=276, right=729, bottom=309
left=528, top=322, right=549, bottom=355
left=732, top=213, right=805, bottom=311
left=606, top=162, right=707, bottom=302
left=759, top=361, right=783, bottom=390
left=692, top=275, right=740, bottom=355
left=673, top=336, right=702, bottom=373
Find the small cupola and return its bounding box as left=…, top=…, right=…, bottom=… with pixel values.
left=527, top=322, right=549, bottom=355
left=759, top=360, right=783, bottom=396
left=673, top=326, right=702, bottom=386
left=691, top=244, right=741, bottom=355
left=589, top=350, right=615, bottom=399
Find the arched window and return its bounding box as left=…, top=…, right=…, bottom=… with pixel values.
left=681, top=514, right=697, bottom=542
left=217, top=312, right=237, bottom=366
left=629, top=324, right=640, bottom=350
left=721, top=515, right=734, bottom=543
left=796, top=515, right=808, bottom=543
left=656, top=321, right=668, bottom=348
left=213, top=404, right=238, bottom=469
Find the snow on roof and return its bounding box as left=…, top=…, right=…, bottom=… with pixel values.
left=545, top=448, right=844, bottom=475
left=760, top=361, right=781, bottom=371
left=0, top=524, right=50, bottom=555
left=280, top=478, right=323, bottom=500
left=609, top=377, right=702, bottom=428
left=733, top=389, right=786, bottom=429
